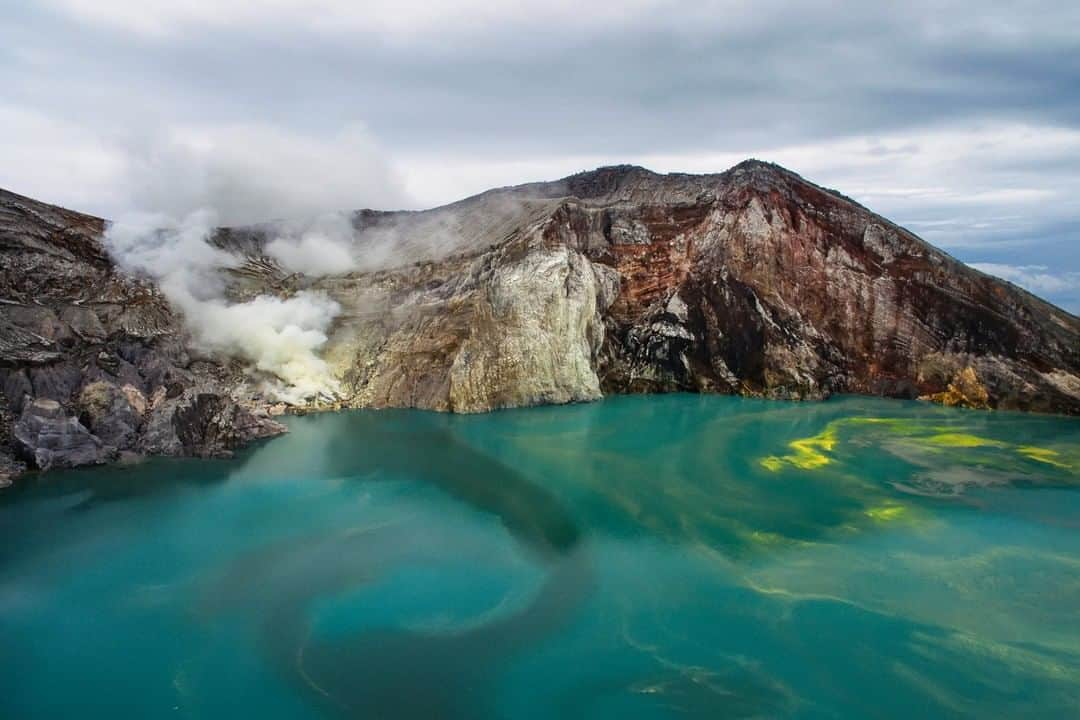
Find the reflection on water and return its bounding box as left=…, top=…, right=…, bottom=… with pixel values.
left=203, top=414, right=590, bottom=719
left=1, top=395, right=1078, bottom=719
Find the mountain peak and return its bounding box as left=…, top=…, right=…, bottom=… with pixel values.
left=724, top=158, right=818, bottom=186
left=555, top=165, right=657, bottom=199
left=727, top=158, right=784, bottom=173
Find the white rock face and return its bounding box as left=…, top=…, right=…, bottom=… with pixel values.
left=449, top=247, right=608, bottom=412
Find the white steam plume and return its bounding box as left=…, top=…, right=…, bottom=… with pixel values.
left=264, top=212, right=360, bottom=276
left=105, top=210, right=344, bottom=403
left=123, top=124, right=406, bottom=225
left=165, top=288, right=343, bottom=405
left=102, top=123, right=407, bottom=403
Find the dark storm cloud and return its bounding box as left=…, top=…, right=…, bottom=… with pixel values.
left=1, top=1, right=1078, bottom=309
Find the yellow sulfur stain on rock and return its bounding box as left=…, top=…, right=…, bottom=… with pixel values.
left=920, top=366, right=991, bottom=410
left=925, top=433, right=1006, bottom=448
left=1016, top=446, right=1071, bottom=469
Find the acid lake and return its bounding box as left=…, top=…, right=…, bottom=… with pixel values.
left=2, top=395, right=1079, bottom=719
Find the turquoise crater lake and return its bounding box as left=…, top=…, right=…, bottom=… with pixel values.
left=2, top=395, right=1079, bottom=719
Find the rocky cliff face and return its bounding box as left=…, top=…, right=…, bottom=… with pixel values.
left=2, top=161, right=1078, bottom=483
left=0, top=189, right=286, bottom=483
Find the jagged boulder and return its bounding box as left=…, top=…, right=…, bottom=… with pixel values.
left=140, top=388, right=286, bottom=458
left=12, top=398, right=112, bottom=471
left=921, top=367, right=991, bottom=410
left=77, top=380, right=145, bottom=449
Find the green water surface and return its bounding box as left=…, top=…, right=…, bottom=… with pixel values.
left=2, top=395, right=1079, bottom=719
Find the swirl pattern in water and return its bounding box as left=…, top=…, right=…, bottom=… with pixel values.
left=1, top=395, right=1078, bottom=718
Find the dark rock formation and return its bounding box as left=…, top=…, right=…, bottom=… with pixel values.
left=0, top=188, right=286, bottom=485
left=13, top=398, right=109, bottom=471
left=2, top=160, right=1078, bottom=483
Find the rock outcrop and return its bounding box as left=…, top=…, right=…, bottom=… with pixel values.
left=0, top=189, right=285, bottom=485
left=2, top=160, right=1078, bottom=483
left=13, top=398, right=108, bottom=472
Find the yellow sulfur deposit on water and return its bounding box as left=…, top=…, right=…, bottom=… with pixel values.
left=761, top=427, right=837, bottom=471
left=746, top=531, right=783, bottom=547
left=1016, top=446, right=1071, bottom=469
left=865, top=504, right=908, bottom=522
left=925, top=433, right=1006, bottom=448
left=760, top=456, right=785, bottom=472
left=760, top=414, right=1077, bottom=481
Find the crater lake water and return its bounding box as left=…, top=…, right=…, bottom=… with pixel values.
left=2, top=395, right=1079, bottom=719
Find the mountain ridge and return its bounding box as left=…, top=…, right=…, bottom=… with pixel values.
left=2, top=160, right=1078, bottom=483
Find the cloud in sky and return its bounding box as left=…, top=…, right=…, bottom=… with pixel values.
left=123, top=124, right=407, bottom=226
left=1, top=0, right=1078, bottom=312
left=39, top=0, right=665, bottom=38
left=968, top=263, right=1080, bottom=311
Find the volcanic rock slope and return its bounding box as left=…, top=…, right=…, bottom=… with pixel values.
left=2, top=160, right=1078, bottom=481
left=0, top=188, right=285, bottom=482
left=298, top=161, right=1079, bottom=413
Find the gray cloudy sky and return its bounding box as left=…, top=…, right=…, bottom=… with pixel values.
left=2, top=0, right=1078, bottom=311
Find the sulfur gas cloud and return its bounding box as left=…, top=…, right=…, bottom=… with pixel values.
left=102, top=123, right=409, bottom=403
